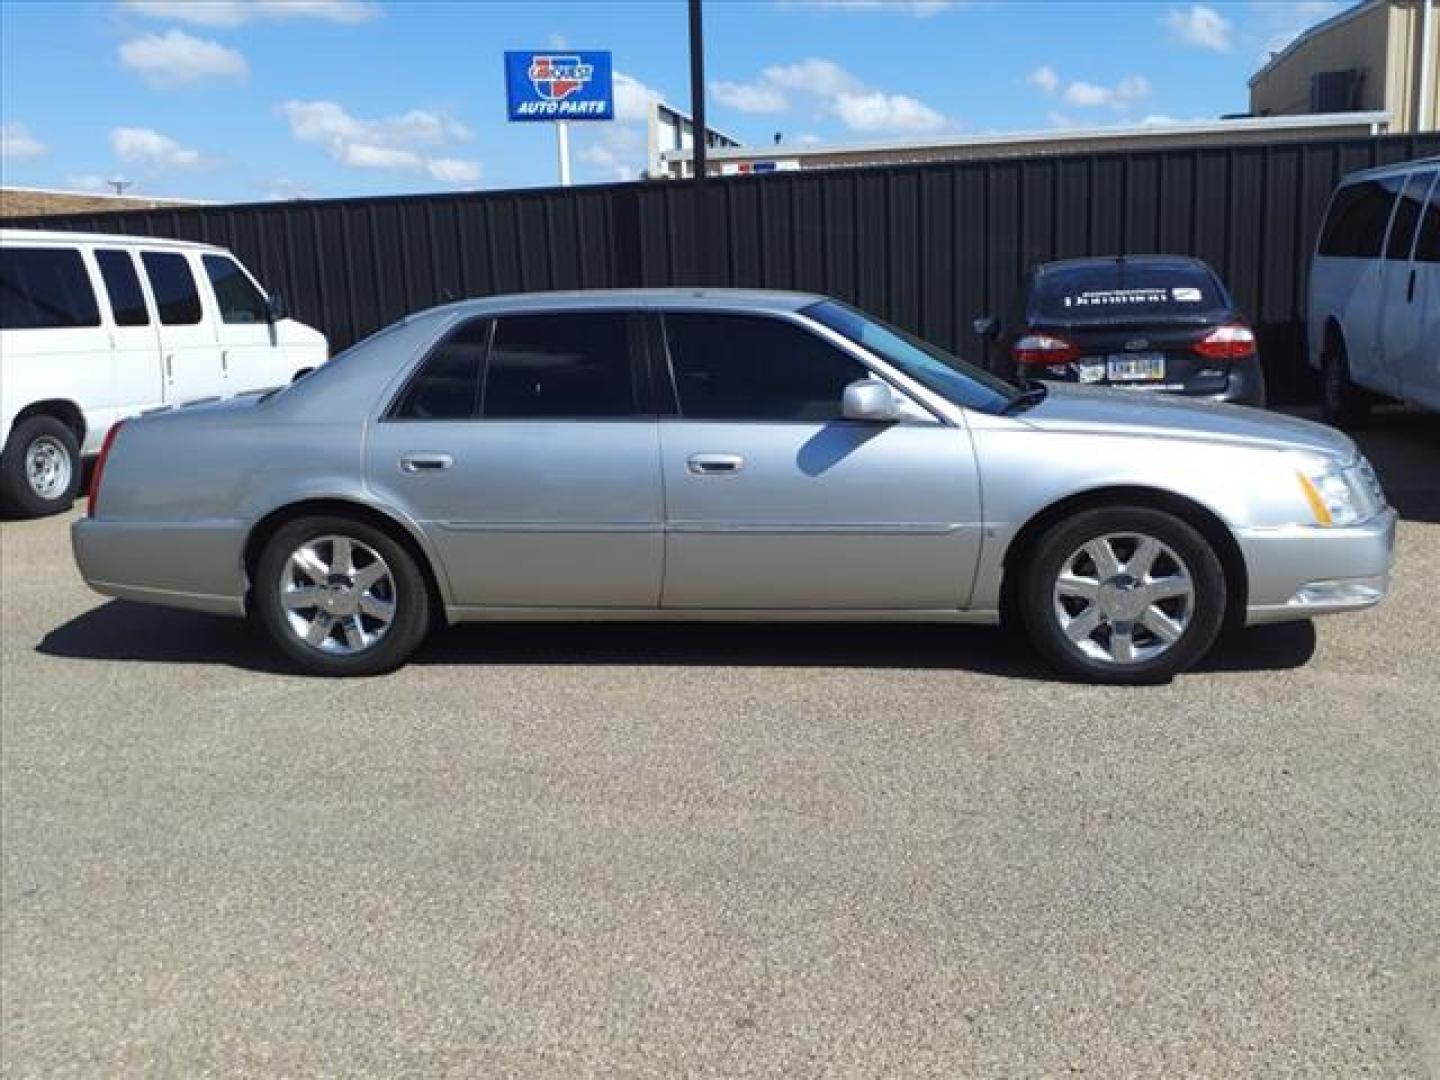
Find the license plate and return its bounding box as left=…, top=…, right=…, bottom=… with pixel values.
left=1106, top=353, right=1165, bottom=381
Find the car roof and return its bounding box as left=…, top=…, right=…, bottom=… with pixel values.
left=417, top=287, right=826, bottom=318
left=1035, top=255, right=1212, bottom=276
left=1339, top=155, right=1440, bottom=185
left=0, top=227, right=222, bottom=252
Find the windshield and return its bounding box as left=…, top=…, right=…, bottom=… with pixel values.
left=803, top=300, right=1018, bottom=414
left=1032, top=259, right=1226, bottom=324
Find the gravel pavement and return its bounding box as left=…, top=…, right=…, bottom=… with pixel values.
left=2, top=414, right=1437, bottom=1077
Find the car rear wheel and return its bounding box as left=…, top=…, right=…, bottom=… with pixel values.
left=0, top=415, right=82, bottom=518
left=1320, top=336, right=1370, bottom=428
left=254, top=515, right=431, bottom=676
left=1019, top=506, right=1226, bottom=684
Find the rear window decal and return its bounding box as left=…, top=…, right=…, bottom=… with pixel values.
left=1171, top=287, right=1203, bottom=302
left=1062, top=288, right=1170, bottom=308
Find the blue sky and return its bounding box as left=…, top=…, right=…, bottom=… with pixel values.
left=0, top=0, right=1345, bottom=202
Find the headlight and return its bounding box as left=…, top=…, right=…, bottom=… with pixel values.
left=1294, top=456, right=1384, bottom=527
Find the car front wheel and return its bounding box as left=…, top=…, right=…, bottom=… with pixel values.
left=1019, top=506, right=1226, bottom=684
left=253, top=515, right=431, bottom=676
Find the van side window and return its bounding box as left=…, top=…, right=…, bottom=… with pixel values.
left=1415, top=175, right=1439, bottom=264
left=141, top=252, right=203, bottom=325
left=1384, top=173, right=1432, bottom=260
left=390, top=318, right=489, bottom=420
left=202, top=254, right=269, bottom=324
left=95, top=250, right=150, bottom=327
left=1318, top=180, right=1396, bottom=259
left=0, top=247, right=101, bottom=330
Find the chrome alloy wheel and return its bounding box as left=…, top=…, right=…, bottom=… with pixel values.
left=26, top=435, right=72, bottom=500
left=278, top=535, right=396, bottom=655
left=1052, top=532, right=1195, bottom=665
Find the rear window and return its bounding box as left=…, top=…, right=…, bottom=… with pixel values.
left=0, top=247, right=101, bottom=330
left=1031, top=261, right=1225, bottom=323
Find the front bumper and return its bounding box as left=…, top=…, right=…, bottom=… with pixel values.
left=1239, top=508, right=1397, bottom=625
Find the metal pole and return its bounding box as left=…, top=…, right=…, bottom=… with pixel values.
left=556, top=120, right=572, bottom=187
left=1419, top=0, right=1434, bottom=131
left=688, top=0, right=707, bottom=180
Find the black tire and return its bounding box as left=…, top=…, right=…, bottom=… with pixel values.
left=0, top=415, right=82, bottom=518
left=253, top=515, right=431, bottom=676
left=1320, top=334, right=1370, bottom=428
left=1018, top=506, right=1227, bottom=685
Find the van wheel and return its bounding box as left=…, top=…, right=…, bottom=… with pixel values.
left=253, top=515, right=431, bottom=676
left=1019, top=506, right=1226, bottom=685
left=1320, top=337, right=1370, bottom=428
left=0, top=415, right=82, bottom=518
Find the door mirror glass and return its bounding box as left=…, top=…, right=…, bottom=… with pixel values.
left=972, top=316, right=999, bottom=339
left=841, top=377, right=903, bottom=422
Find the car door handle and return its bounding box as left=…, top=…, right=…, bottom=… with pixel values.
left=687, top=453, right=744, bottom=475
left=165, top=353, right=174, bottom=380
left=221, top=349, right=230, bottom=375
left=1408, top=267, right=1417, bottom=303
left=400, top=453, right=454, bottom=473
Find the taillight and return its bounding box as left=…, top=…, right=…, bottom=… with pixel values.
left=1012, top=333, right=1080, bottom=365
left=1193, top=324, right=1256, bottom=361
left=87, top=420, right=125, bottom=518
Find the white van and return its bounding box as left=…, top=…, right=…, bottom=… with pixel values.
left=0, top=229, right=327, bottom=516
left=1309, top=157, right=1439, bottom=424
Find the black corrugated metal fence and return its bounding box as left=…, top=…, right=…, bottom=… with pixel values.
left=15, top=131, right=1440, bottom=403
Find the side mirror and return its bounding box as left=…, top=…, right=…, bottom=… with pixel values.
left=972, top=316, right=999, bottom=340
left=842, top=377, right=903, bottom=423
left=266, top=292, right=289, bottom=323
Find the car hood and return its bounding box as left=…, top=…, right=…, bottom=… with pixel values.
left=1014, top=383, right=1355, bottom=458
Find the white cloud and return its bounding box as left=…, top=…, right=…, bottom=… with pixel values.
left=613, top=71, right=663, bottom=123
left=118, top=30, right=248, bottom=88
left=426, top=157, right=482, bottom=184
left=762, top=57, right=863, bottom=97
left=1027, top=65, right=1060, bottom=95
left=109, top=126, right=205, bottom=170
left=1046, top=111, right=1077, bottom=129
left=1162, top=4, right=1232, bottom=52
left=65, top=174, right=111, bottom=192
left=266, top=177, right=314, bottom=200
left=787, top=0, right=955, bottom=16
left=123, top=0, right=379, bottom=27
left=1, top=121, right=48, bottom=161
left=278, top=99, right=479, bottom=181
left=832, top=90, right=944, bottom=133
left=711, top=79, right=789, bottom=114
left=1062, top=74, right=1151, bottom=109
left=707, top=57, right=946, bottom=134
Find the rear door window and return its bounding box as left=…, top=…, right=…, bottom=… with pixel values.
left=1319, top=179, right=1398, bottom=258
left=1030, top=261, right=1225, bottom=323
left=482, top=312, right=641, bottom=419
left=140, top=251, right=203, bottom=325
left=95, top=249, right=150, bottom=327
left=0, top=247, right=101, bottom=330
left=390, top=317, right=489, bottom=420
left=202, top=254, right=269, bottom=324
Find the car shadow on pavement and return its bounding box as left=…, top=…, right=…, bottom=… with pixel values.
left=37, top=600, right=1317, bottom=682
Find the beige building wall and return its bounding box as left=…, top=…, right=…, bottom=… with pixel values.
left=0, top=188, right=198, bottom=220
left=1249, top=0, right=1438, bottom=132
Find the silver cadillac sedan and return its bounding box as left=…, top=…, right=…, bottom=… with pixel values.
left=72, top=289, right=1395, bottom=683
